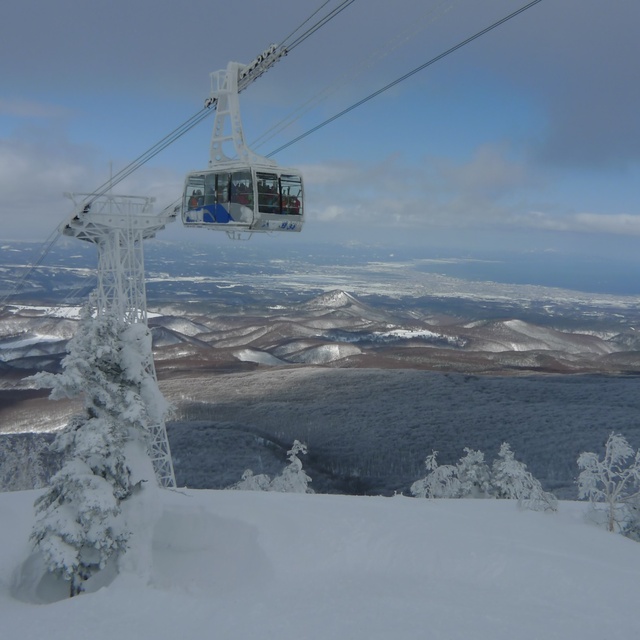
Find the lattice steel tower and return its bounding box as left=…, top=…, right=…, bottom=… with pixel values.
left=63, top=191, right=177, bottom=488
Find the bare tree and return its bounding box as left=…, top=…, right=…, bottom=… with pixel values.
left=577, top=432, right=640, bottom=532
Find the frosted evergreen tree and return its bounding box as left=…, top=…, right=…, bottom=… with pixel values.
left=410, top=449, right=488, bottom=499
left=410, top=451, right=460, bottom=499
left=577, top=432, right=640, bottom=533
left=0, top=435, right=47, bottom=492
left=269, top=440, right=314, bottom=493
left=410, top=445, right=555, bottom=510
left=456, top=447, right=492, bottom=498
left=31, top=416, right=131, bottom=597
left=491, top=442, right=557, bottom=512
left=230, top=469, right=272, bottom=491
left=229, top=440, right=313, bottom=493
left=28, top=304, right=163, bottom=596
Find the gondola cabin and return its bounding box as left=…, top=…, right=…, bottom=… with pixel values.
left=182, top=163, right=303, bottom=233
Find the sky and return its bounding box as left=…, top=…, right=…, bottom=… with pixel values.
left=1, top=0, right=640, bottom=264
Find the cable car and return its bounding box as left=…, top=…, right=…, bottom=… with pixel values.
left=182, top=59, right=304, bottom=235
left=182, top=163, right=303, bottom=233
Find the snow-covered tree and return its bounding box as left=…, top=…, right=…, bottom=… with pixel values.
left=492, top=442, right=557, bottom=512
left=270, top=440, right=314, bottom=494
left=229, top=469, right=272, bottom=491
left=31, top=417, right=130, bottom=597
left=0, top=434, right=47, bottom=492
left=411, top=448, right=492, bottom=499
left=411, top=444, right=555, bottom=510
left=577, top=432, right=640, bottom=533
left=28, top=304, right=163, bottom=596
left=231, top=440, right=314, bottom=493
left=410, top=451, right=460, bottom=499
left=456, top=447, right=492, bottom=498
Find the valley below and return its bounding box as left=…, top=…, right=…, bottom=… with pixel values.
left=2, top=239, right=640, bottom=497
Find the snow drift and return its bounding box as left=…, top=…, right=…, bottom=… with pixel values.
left=1, top=489, right=640, bottom=640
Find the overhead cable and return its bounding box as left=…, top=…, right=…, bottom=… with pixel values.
left=1, top=1, right=352, bottom=304
left=277, top=0, right=335, bottom=51
left=282, top=0, right=357, bottom=54
left=253, top=0, right=457, bottom=151
left=268, top=0, right=544, bottom=157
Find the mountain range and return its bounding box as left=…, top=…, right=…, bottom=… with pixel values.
left=2, top=239, right=640, bottom=497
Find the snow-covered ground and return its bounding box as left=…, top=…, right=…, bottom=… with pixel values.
left=4, top=305, right=84, bottom=320
left=2, top=488, right=639, bottom=639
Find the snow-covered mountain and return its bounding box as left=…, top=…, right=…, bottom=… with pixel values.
left=3, top=241, right=640, bottom=497
left=4, top=285, right=637, bottom=379
left=305, top=289, right=361, bottom=309
left=463, top=318, right=618, bottom=355
left=3, top=238, right=640, bottom=374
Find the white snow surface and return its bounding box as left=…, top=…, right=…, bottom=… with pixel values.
left=306, top=290, right=359, bottom=309
left=471, top=319, right=617, bottom=355
left=285, top=342, right=361, bottom=364
left=234, top=348, right=287, bottom=366
left=5, top=305, right=84, bottom=319
left=0, top=335, right=61, bottom=350
left=2, top=489, right=640, bottom=640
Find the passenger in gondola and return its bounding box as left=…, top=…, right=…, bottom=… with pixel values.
left=260, top=183, right=278, bottom=213
left=236, top=183, right=250, bottom=206
left=269, top=191, right=280, bottom=213
left=188, top=190, right=203, bottom=209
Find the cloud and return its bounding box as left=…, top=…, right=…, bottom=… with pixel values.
left=571, top=213, right=640, bottom=236
left=4, top=125, right=632, bottom=248
left=435, top=145, right=529, bottom=196
left=0, top=127, right=184, bottom=241
left=491, top=1, right=640, bottom=170
left=0, top=153, right=92, bottom=239
left=0, top=133, right=92, bottom=213
left=0, top=99, right=71, bottom=119
left=301, top=147, right=640, bottom=249
left=511, top=211, right=640, bottom=237
left=300, top=162, right=363, bottom=187
left=301, top=146, right=534, bottom=230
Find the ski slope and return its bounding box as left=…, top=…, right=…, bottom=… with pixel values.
left=2, top=488, right=640, bottom=639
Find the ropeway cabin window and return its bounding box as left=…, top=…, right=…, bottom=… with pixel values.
left=182, top=167, right=303, bottom=232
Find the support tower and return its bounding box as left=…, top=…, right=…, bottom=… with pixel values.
left=62, top=192, right=177, bottom=488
